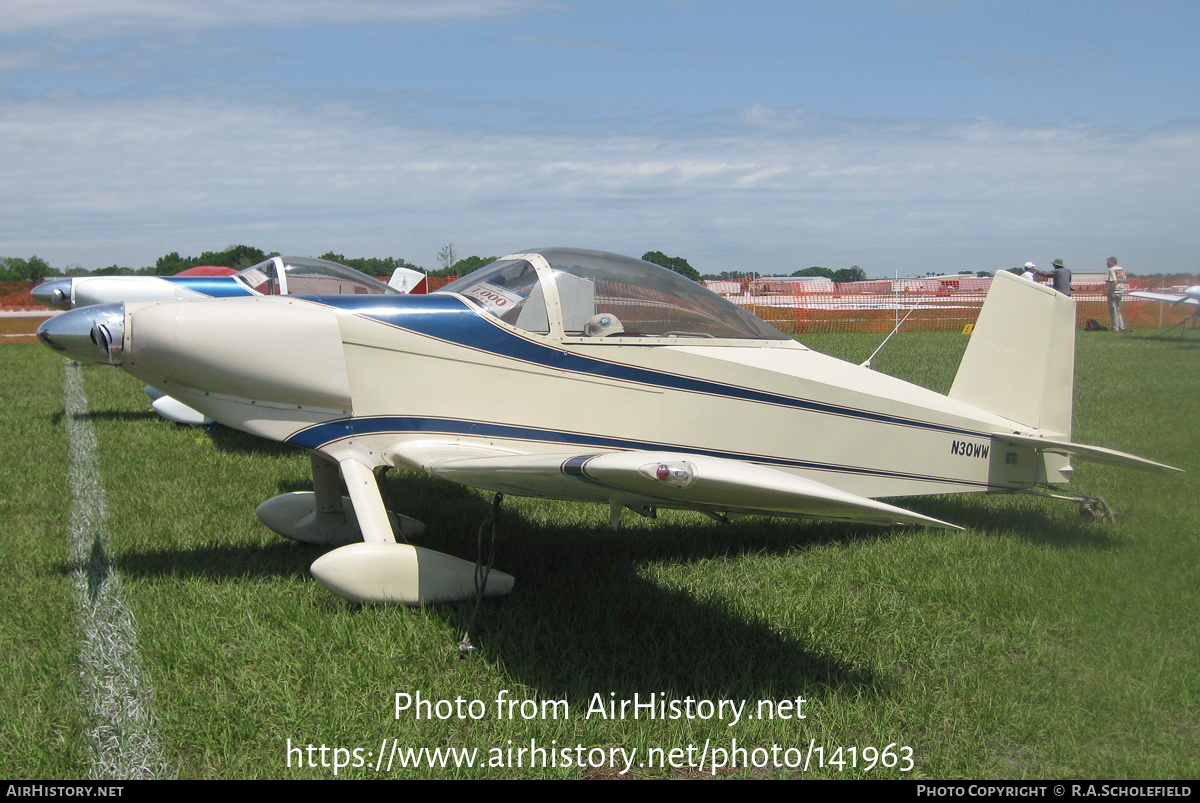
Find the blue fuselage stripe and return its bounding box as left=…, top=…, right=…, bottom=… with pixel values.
left=162, top=277, right=255, bottom=298
left=284, top=414, right=987, bottom=489
left=298, top=293, right=989, bottom=442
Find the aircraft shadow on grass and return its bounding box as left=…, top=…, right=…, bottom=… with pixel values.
left=1134, top=332, right=1200, bottom=349
left=53, top=407, right=158, bottom=426
left=102, top=524, right=883, bottom=701
left=205, top=422, right=306, bottom=459
left=900, top=495, right=1123, bottom=550
left=81, top=468, right=1132, bottom=702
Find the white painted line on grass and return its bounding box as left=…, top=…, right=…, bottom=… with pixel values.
left=65, top=360, right=174, bottom=780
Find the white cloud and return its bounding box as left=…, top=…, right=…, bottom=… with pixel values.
left=1, top=93, right=1197, bottom=275
left=1, top=0, right=554, bottom=36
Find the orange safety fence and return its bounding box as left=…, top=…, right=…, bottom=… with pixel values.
left=706, top=276, right=1197, bottom=335
left=0, top=283, right=52, bottom=343
left=425, top=276, right=457, bottom=292
left=0, top=281, right=43, bottom=310
left=5, top=276, right=1195, bottom=336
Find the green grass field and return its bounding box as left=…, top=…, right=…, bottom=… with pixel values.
left=1, top=329, right=1197, bottom=779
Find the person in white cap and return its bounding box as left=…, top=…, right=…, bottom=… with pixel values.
left=1021, top=262, right=1037, bottom=281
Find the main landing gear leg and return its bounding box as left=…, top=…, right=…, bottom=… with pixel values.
left=255, top=453, right=424, bottom=546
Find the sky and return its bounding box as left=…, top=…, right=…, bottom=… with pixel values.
left=2, top=0, right=1198, bottom=278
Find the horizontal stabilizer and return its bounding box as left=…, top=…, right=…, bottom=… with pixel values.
left=996, top=433, right=1182, bottom=473
left=391, top=442, right=961, bottom=529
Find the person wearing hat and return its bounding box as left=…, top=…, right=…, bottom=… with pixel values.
left=1106, top=256, right=1128, bottom=332
left=1021, top=262, right=1037, bottom=281
left=1039, top=258, right=1072, bottom=296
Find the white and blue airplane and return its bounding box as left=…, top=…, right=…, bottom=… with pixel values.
left=32, top=255, right=424, bottom=311
left=35, top=255, right=425, bottom=424
left=37, top=249, right=1179, bottom=605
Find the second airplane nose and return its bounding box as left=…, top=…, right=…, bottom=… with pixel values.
left=31, top=279, right=72, bottom=310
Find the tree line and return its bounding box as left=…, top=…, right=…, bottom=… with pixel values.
left=5, top=245, right=1195, bottom=284
left=0, top=246, right=429, bottom=282
left=0, top=245, right=954, bottom=286
left=0, top=245, right=709, bottom=283
left=700, top=265, right=868, bottom=282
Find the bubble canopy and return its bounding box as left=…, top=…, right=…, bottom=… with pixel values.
left=438, top=248, right=788, bottom=341
left=234, top=256, right=397, bottom=297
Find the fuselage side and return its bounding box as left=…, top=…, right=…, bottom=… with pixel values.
left=124, top=293, right=1046, bottom=501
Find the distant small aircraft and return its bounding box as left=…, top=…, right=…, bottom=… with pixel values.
left=35, top=256, right=425, bottom=424
left=1128, top=285, right=1200, bottom=335
left=38, top=249, right=1179, bottom=605
left=32, top=255, right=424, bottom=311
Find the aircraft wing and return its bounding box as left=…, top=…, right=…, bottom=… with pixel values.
left=388, top=442, right=961, bottom=530
left=995, top=433, right=1182, bottom=473
left=1128, top=291, right=1197, bottom=306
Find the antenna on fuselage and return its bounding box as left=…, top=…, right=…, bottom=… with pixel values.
left=860, top=306, right=915, bottom=370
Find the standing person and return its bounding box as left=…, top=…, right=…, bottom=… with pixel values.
left=1106, top=256, right=1128, bottom=332
left=1041, top=258, right=1072, bottom=296
left=1021, top=262, right=1038, bottom=281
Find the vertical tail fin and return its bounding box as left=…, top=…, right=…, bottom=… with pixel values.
left=949, top=270, right=1075, bottom=437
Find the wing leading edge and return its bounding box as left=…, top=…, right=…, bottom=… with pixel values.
left=1128, top=291, right=1198, bottom=306
left=387, top=442, right=961, bottom=530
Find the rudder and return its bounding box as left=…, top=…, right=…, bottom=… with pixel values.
left=949, top=270, right=1075, bottom=437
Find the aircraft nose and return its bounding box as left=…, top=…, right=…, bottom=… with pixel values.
left=31, top=279, right=72, bottom=310
left=126, top=297, right=352, bottom=409
left=36, top=303, right=125, bottom=365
